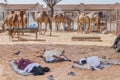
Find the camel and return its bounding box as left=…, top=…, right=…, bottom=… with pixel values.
left=87, top=12, right=101, bottom=32
left=54, top=13, right=74, bottom=31
left=77, top=12, right=101, bottom=33
left=2, top=11, right=17, bottom=31
left=2, top=10, right=27, bottom=31
left=1, top=10, right=28, bottom=40
left=18, top=10, right=28, bottom=28
left=76, top=13, right=90, bottom=33
left=31, top=11, right=52, bottom=36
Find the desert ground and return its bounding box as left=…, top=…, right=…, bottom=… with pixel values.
left=0, top=31, right=120, bottom=80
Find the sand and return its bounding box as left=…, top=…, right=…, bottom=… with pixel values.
left=0, top=31, right=119, bottom=80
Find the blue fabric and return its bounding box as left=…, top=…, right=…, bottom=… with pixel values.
left=27, top=23, right=38, bottom=28
left=46, top=58, right=57, bottom=63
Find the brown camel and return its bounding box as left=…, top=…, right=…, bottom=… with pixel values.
left=2, top=11, right=16, bottom=31
left=31, top=11, right=52, bottom=36
left=18, top=10, right=28, bottom=28
left=77, top=13, right=90, bottom=33
left=77, top=12, right=101, bottom=33
left=87, top=12, right=101, bottom=32
left=54, top=13, right=74, bottom=31
left=2, top=10, right=27, bottom=31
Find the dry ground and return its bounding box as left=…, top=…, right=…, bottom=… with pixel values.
left=0, top=31, right=119, bottom=80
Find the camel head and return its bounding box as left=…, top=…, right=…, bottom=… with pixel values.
left=11, top=10, right=15, bottom=14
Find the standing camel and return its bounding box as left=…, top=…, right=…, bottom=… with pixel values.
left=18, top=10, right=28, bottom=28
left=76, top=13, right=90, bottom=33
left=87, top=12, right=101, bottom=32
left=31, top=11, right=52, bottom=36
left=2, top=11, right=17, bottom=31
left=54, top=13, right=74, bottom=31
left=2, top=10, right=27, bottom=31
left=77, top=12, right=101, bottom=33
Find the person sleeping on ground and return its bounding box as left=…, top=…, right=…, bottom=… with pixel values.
left=9, top=58, right=50, bottom=76
left=40, top=49, right=71, bottom=63
left=71, top=56, right=119, bottom=70
left=111, top=34, right=120, bottom=52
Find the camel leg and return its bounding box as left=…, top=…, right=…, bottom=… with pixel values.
left=56, top=22, right=59, bottom=31
left=67, top=22, right=71, bottom=32
left=43, top=23, right=47, bottom=35
left=77, top=23, right=80, bottom=33
left=38, top=22, right=42, bottom=35
left=71, top=21, right=74, bottom=31
left=56, top=23, right=59, bottom=31
left=2, top=19, right=7, bottom=32
left=86, top=20, right=90, bottom=34
left=97, top=17, right=101, bottom=32
left=86, top=24, right=90, bottom=34
left=49, top=21, right=52, bottom=36
left=43, top=21, right=52, bottom=36
left=79, top=23, right=84, bottom=33
left=63, top=22, right=66, bottom=31
left=86, top=24, right=88, bottom=34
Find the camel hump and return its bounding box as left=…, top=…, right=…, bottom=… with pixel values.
left=79, top=13, right=86, bottom=18
left=41, top=11, right=48, bottom=16
left=19, top=10, right=25, bottom=17
left=11, top=11, right=15, bottom=14
left=38, top=11, right=48, bottom=18
left=87, top=11, right=97, bottom=19
left=12, top=13, right=19, bottom=22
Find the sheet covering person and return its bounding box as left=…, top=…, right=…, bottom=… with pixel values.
left=72, top=56, right=120, bottom=70
left=72, top=56, right=101, bottom=70
left=80, top=56, right=100, bottom=70
left=41, top=49, right=71, bottom=63
left=9, top=58, right=50, bottom=76
left=72, top=56, right=103, bottom=70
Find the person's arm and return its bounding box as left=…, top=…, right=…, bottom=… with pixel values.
left=92, top=66, right=100, bottom=70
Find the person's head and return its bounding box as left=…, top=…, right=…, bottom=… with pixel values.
left=43, top=67, right=50, bottom=72
left=79, top=58, right=87, bottom=64
left=32, top=66, right=50, bottom=76
left=32, top=66, right=44, bottom=76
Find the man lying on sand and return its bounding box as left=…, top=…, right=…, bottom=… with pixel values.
left=72, top=56, right=120, bottom=70
left=39, top=49, right=71, bottom=63
left=9, top=58, right=50, bottom=76
left=72, top=56, right=102, bottom=70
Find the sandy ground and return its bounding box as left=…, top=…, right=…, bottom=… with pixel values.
left=0, top=31, right=120, bottom=80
